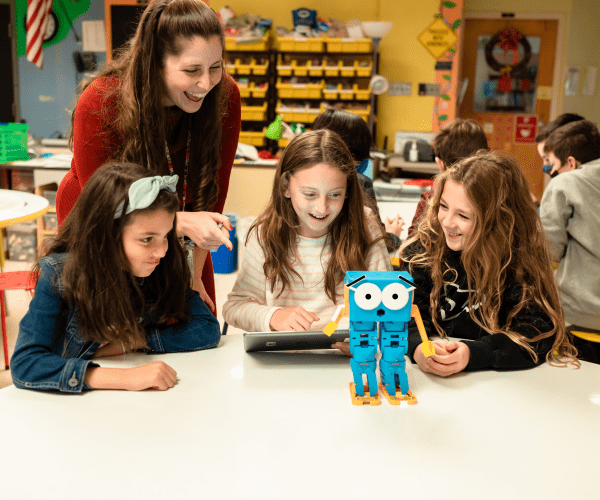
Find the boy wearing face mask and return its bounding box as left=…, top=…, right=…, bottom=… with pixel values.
left=540, top=119, right=600, bottom=362
left=535, top=113, right=584, bottom=176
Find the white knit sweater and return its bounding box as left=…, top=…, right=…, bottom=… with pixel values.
left=222, top=217, right=392, bottom=332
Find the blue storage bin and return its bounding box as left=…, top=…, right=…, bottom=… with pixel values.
left=211, top=214, right=238, bottom=274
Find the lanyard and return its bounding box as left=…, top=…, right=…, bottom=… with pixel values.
left=165, top=126, right=191, bottom=212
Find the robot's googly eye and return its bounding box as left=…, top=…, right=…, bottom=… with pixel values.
left=353, top=283, right=382, bottom=310
left=381, top=283, right=410, bottom=310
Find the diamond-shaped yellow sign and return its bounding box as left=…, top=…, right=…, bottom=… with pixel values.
left=418, top=18, right=458, bottom=59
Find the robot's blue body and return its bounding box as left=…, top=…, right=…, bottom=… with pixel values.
left=346, top=271, right=415, bottom=398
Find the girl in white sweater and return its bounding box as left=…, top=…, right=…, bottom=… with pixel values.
left=223, top=130, right=391, bottom=333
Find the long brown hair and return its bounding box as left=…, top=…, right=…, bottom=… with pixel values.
left=249, top=129, right=383, bottom=303
left=38, top=162, right=190, bottom=350
left=69, top=0, right=226, bottom=211
left=401, top=150, right=577, bottom=365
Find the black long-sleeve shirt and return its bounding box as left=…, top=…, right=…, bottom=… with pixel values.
left=402, top=241, right=556, bottom=370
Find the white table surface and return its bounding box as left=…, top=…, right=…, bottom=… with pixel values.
left=1, top=334, right=599, bottom=500
left=0, top=189, right=49, bottom=227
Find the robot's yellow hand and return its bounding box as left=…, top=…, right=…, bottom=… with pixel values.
left=411, top=304, right=435, bottom=357
left=323, top=321, right=338, bottom=336
left=323, top=304, right=346, bottom=336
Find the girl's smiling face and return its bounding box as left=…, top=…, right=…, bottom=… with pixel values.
left=161, top=35, right=223, bottom=113
left=285, top=163, right=347, bottom=238
left=438, top=179, right=475, bottom=251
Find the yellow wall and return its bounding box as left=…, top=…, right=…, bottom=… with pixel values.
left=562, top=0, right=600, bottom=125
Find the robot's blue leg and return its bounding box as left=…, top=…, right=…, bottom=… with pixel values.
left=350, top=359, right=377, bottom=397
left=366, top=365, right=378, bottom=397
left=350, top=359, right=366, bottom=397
left=396, top=362, right=409, bottom=396
left=380, top=359, right=397, bottom=397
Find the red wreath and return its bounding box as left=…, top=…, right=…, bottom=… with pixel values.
left=498, top=28, right=523, bottom=65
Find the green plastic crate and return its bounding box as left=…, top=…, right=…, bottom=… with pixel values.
left=0, top=123, right=29, bottom=162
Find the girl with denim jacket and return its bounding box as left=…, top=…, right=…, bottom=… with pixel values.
left=11, top=163, right=221, bottom=393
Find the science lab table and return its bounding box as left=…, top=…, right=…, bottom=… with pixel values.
left=0, top=334, right=598, bottom=500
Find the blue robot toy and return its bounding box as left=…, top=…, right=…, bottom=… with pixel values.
left=323, top=271, right=434, bottom=406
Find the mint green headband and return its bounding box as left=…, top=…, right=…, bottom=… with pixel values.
left=114, top=175, right=179, bottom=219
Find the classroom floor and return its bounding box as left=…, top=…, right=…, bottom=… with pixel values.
left=0, top=259, right=243, bottom=390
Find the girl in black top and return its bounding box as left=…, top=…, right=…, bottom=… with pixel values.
left=401, top=150, right=578, bottom=376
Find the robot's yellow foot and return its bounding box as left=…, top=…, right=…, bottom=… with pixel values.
left=379, top=384, right=418, bottom=405
left=349, top=383, right=381, bottom=406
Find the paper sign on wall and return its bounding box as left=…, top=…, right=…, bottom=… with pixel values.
left=514, top=115, right=537, bottom=144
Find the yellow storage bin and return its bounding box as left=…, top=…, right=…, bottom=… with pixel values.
left=338, top=86, right=354, bottom=100
left=236, top=58, right=252, bottom=75
left=251, top=83, right=268, bottom=99
left=324, top=60, right=341, bottom=77
left=276, top=79, right=323, bottom=99
left=275, top=103, right=295, bottom=123
left=251, top=58, right=269, bottom=75
left=278, top=137, right=291, bottom=148
left=225, top=61, right=236, bottom=75
left=241, top=102, right=268, bottom=121
left=236, top=81, right=251, bottom=99
left=304, top=109, right=319, bottom=123
left=340, top=62, right=355, bottom=77
left=353, top=83, right=371, bottom=100
left=307, top=60, right=325, bottom=77
left=225, top=35, right=270, bottom=51
left=325, top=37, right=372, bottom=53
left=277, top=36, right=324, bottom=52
left=239, top=128, right=267, bottom=147
left=276, top=55, right=292, bottom=76
left=276, top=103, right=320, bottom=123
left=291, top=60, right=309, bottom=77
left=355, top=60, right=373, bottom=77
left=323, top=83, right=340, bottom=100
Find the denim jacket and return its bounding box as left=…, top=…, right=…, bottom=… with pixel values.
left=11, top=253, right=221, bottom=393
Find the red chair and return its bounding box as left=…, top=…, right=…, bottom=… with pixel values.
left=0, top=271, right=38, bottom=370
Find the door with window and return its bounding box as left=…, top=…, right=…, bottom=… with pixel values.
left=459, top=17, right=560, bottom=201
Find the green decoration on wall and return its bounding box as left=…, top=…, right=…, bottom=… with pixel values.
left=15, top=0, right=91, bottom=57
left=434, top=0, right=461, bottom=129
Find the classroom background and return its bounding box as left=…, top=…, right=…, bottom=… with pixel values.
left=1, top=0, right=599, bottom=388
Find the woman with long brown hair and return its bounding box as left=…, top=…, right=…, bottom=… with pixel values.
left=401, top=150, right=578, bottom=375
left=56, top=0, right=241, bottom=312
left=223, top=130, right=391, bottom=335
left=12, top=162, right=221, bottom=393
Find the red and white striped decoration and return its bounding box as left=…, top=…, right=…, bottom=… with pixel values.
left=26, top=0, right=54, bottom=69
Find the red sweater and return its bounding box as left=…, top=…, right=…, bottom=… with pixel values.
left=56, top=73, right=241, bottom=310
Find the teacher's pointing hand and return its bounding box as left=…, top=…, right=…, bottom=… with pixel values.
left=177, top=211, right=233, bottom=251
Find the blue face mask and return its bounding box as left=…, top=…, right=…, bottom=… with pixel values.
left=356, top=158, right=372, bottom=175
left=542, top=164, right=552, bottom=174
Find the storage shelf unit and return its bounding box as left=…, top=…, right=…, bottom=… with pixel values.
left=226, top=34, right=377, bottom=152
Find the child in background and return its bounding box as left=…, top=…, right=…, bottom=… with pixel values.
left=401, top=151, right=577, bottom=376
left=223, top=130, right=391, bottom=334
left=408, top=118, right=488, bottom=235
left=312, top=108, right=403, bottom=251
left=540, top=120, right=600, bottom=361
left=11, top=163, right=221, bottom=393
left=535, top=113, right=584, bottom=175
